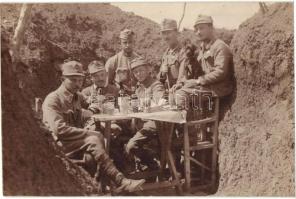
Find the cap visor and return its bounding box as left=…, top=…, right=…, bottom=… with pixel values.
left=63, top=73, right=85, bottom=77
left=90, top=68, right=105, bottom=74
left=160, top=28, right=177, bottom=32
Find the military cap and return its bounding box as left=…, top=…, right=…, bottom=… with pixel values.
left=194, top=15, right=213, bottom=26
left=62, top=61, right=85, bottom=76
left=88, top=60, right=105, bottom=74
left=130, top=57, right=148, bottom=70
left=119, top=29, right=135, bottom=40
left=160, top=18, right=178, bottom=32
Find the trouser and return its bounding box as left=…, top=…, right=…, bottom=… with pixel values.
left=125, top=120, right=160, bottom=169
left=61, top=131, right=124, bottom=185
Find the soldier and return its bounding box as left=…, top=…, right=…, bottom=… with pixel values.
left=105, top=29, right=140, bottom=95
left=175, top=15, right=234, bottom=109
left=42, top=61, right=145, bottom=193
left=82, top=60, right=132, bottom=172
left=125, top=57, right=166, bottom=175
left=158, top=18, right=188, bottom=89
left=82, top=60, right=119, bottom=105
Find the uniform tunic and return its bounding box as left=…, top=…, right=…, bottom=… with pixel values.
left=105, top=51, right=140, bottom=92
left=175, top=38, right=234, bottom=108
left=82, top=84, right=119, bottom=103
left=126, top=77, right=165, bottom=168
left=159, top=44, right=188, bottom=87
left=42, top=83, right=121, bottom=180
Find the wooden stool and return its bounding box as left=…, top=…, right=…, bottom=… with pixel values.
left=183, top=94, right=219, bottom=193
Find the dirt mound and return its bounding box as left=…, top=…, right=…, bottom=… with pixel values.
left=216, top=3, right=294, bottom=196
left=1, top=28, right=102, bottom=195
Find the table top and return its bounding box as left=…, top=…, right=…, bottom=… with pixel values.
left=92, top=108, right=187, bottom=124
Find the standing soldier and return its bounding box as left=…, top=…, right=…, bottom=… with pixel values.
left=105, top=29, right=140, bottom=95
left=175, top=15, right=234, bottom=109
left=125, top=57, right=166, bottom=178
left=158, top=18, right=188, bottom=89
left=42, top=61, right=145, bottom=193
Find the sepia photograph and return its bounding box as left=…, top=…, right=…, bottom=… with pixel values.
left=0, top=0, right=294, bottom=196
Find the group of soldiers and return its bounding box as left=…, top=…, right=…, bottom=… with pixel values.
left=42, top=14, right=234, bottom=194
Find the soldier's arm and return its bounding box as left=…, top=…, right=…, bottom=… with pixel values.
left=198, top=44, right=232, bottom=85
left=42, top=95, right=87, bottom=141
left=80, top=89, right=91, bottom=107
left=176, top=48, right=189, bottom=83
left=152, top=81, right=166, bottom=104
left=105, top=57, right=116, bottom=85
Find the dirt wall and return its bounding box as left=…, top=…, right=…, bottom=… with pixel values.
left=217, top=3, right=294, bottom=196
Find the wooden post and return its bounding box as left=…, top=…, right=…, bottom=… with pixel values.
left=211, top=98, right=219, bottom=192
left=11, top=4, right=33, bottom=71
left=183, top=123, right=191, bottom=192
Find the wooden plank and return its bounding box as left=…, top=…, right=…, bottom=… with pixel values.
left=167, top=150, right=183, bottom=195
left=126, top=170, right=160, bottom=179
left=140, top=180, right=181, bottom=191
left=183, top=123, right=191, bottom=192
left=189, top=157, right=211, bottom=171
left=211, top=97, right=219, bottom=191
left=92, top=114, right=132, bottom=122
left=190, top=143, right=214, bottom=151
left=187, top=117, right=216, bottom=126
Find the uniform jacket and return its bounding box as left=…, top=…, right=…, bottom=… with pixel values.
left=159, top=44, right=188, bottom=86
left=42, top=84, right=92, bottom=144
left=136, top=77, right=165, bottom=105
left=197, top=38, right=234, bottom=97
left=105, top=50, right=140, bottom=90
left=81, top=84, right=119, bottom=105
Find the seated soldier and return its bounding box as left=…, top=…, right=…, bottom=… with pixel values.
left=82, top=60, right=133, bottom=173
left=42, top=60, right=145, bottom=193
left=125, top=57, right=166, bottom=175
left=174, top=15, right=234, bottom=110
left=82, top=60, right=121, bottom=133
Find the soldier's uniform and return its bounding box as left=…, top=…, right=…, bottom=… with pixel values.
left=158, top=19, right=188, bottom=88
left=82, top=60, right=119, bottom=105
left=126, top=57, right=165, bottom=171
left=105, top=29, right=140, bottom=95
left=82, top=61, right=131, bottom=172
left=175, top=15, right=234, bottom=109
left=42, top=61, right=145, bottom=192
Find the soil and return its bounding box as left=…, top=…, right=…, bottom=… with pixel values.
left=1, top=2, right=294, bottom=196
left=216, top=3, right=294, bottom=196
left=1, top=29, right=101, bottom=196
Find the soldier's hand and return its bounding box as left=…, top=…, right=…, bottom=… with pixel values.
left=170, top=82, right=183, bottom=92
left=88, top=103, right=102, bottom=114
left=184, top=79, right=200, bottom=88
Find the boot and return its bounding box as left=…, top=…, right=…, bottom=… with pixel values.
left=113, top=176, right=145, bottom=194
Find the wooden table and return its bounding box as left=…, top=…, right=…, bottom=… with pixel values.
left=92, top=113, right=133, bottom=153
left=92, top=110, right=186, bottom=194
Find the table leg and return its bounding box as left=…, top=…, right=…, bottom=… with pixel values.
left=156, top=121, right=166, bottom=181
left=183, top=123, right=191, bottom=192
left=164, top=122, right=183, bottom=195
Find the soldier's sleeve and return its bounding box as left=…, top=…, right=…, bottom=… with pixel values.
left=80, top=88, right=91, bottom=107
left=42, top=94, right=87, bottom=141
left=177, top=48, right=189, bottom=83
left=198, top=44, right=232, bottom=85
left=105, top=56, right=116, bottom=84
left=152, top=81, right=166, bottom=101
